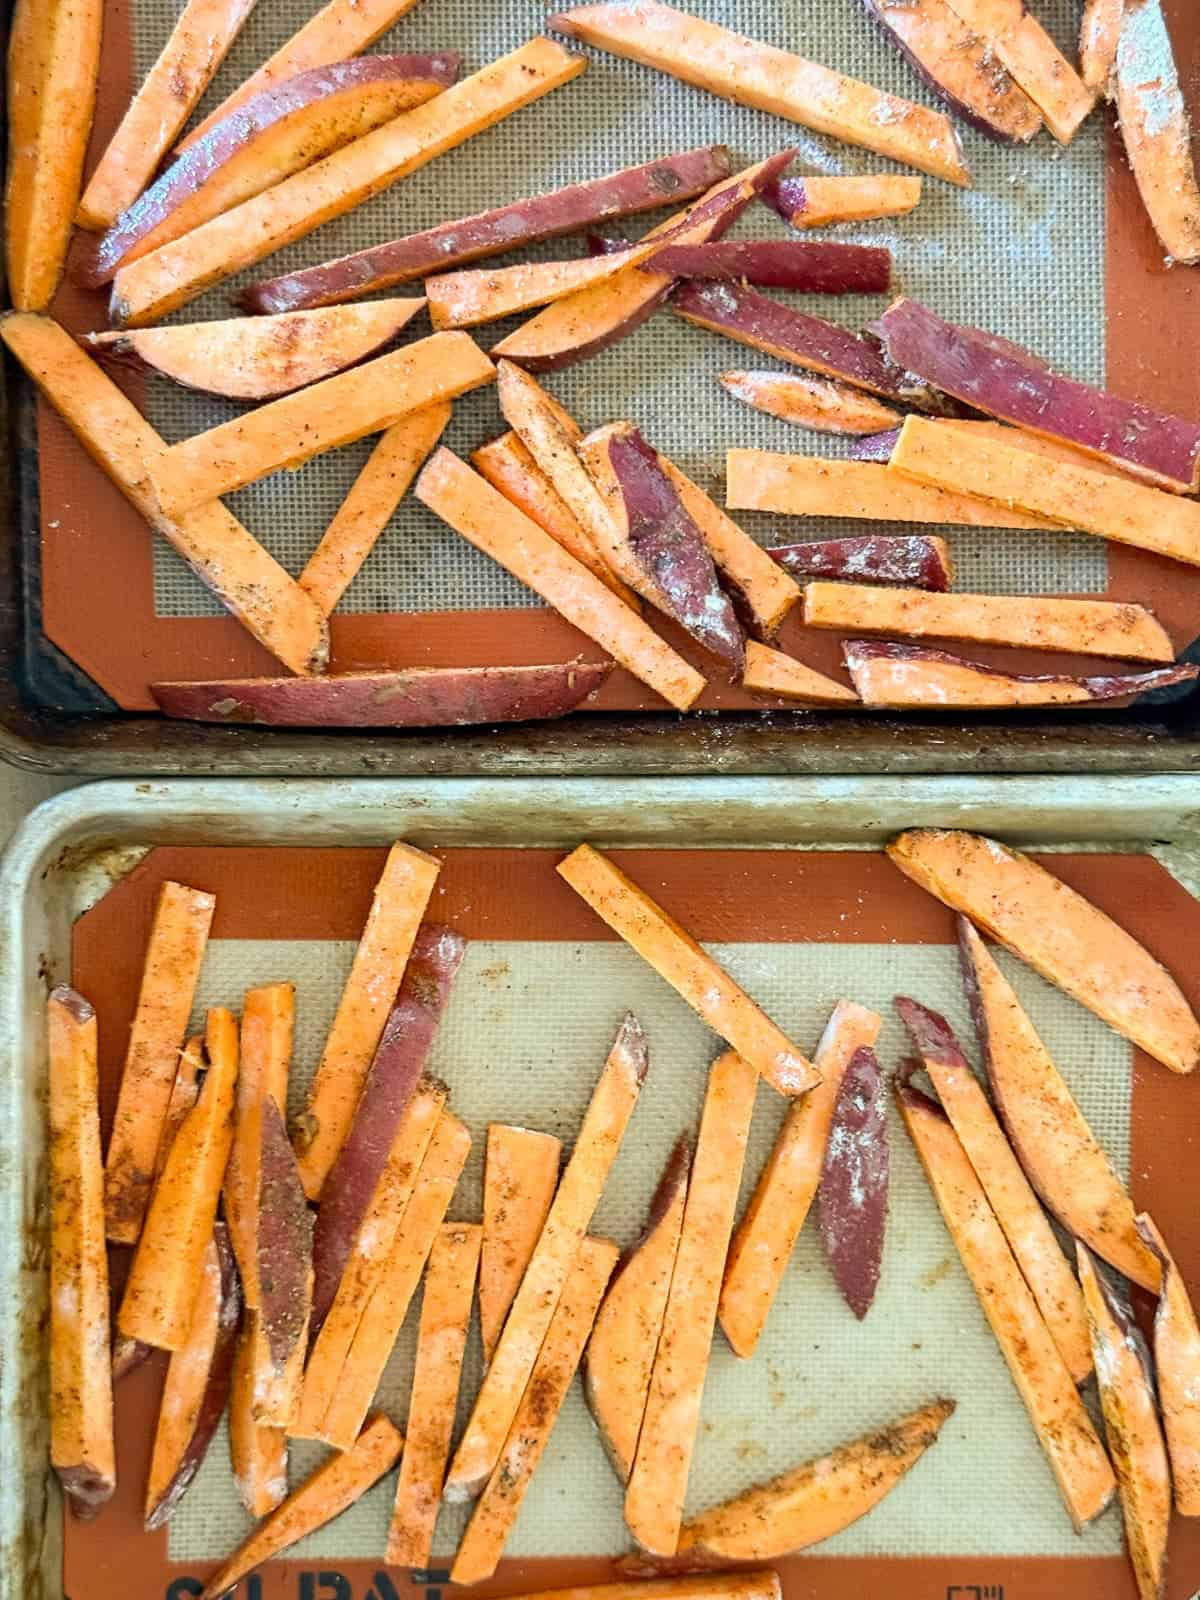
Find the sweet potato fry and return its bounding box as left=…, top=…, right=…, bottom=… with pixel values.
left=644, top=241, right=891, bottom=294
left=119, top=1009, right=238, bottom=1351
left=386, top=1222, right=482, bottom=1567
left=145, top=1225, right=241, bottom=1529
left=1081, top=0, right=1123, bottom=91
left=549, top=1, right=969, bottom=183
left=0, top=314, right=330, bottom=676
left=818, top=1046, right=887, bottom=1320
left=720, top=371, right=900, bottom=436
left=559, top=846, right=817, bottom=1096
left=676, top=1398, right=955, bottom=1560
left=889, top=417, right=1147, bottom=481
left=103, top=879, right=215, bottom=1244
left=149, top=332, right=493, bottom=518
left=720, top=1002, right=881, bottom=1360
left=896, top=998, right=1091, bottom=1384
left=958, top=918, right=1159, bottom=1290
left=242, top=146, right=734, bottom=312
left=320, top=1112, right=471, bottom=1451
left=1114, top=0, right=1200, bottom=264
left=941, top=0, right=1095, bottom=141
left=199, top=1413, right=404, bottom=1600
left=110, top=40, right=587, bottom=325
left=445, top=1015, right=648, bottom=1501
left=428, top=238, right=673, bottom=330
left=897, top=1080, right=1115, bottom=1530
left=48, top=987, right=115, bottom=1519
left=75, top=0, right=258, bottom=230
left=251, top=1099, right=313, bottom=1426
left=413, top=447, right=707, bottom=712
left=225, top=983, right=294, bottom=1309
left=891, top=827, right=1200, bottom=1076
left=294, top=842, right=442, bottom=1199
left=5, top=0, right=101, bottom=309
left=585, top=1135, right=690, bottom=1481
left=764, top=172, right=922, bottom=228
left=1136, top=1215, right=1200, bottom=1515
left=626, top=1050, right=758, bottom=1556
left=453, top=1235, right=619, bottom=1583
left=510, top=1583, right=780, bottom=1600
left=480, top=1125, right=563, bottom=1365
left=725, top=451, right=1055, bottom=530
left=229, top=1316, right=288, bottom=1519
left=768, top=535, right=953, bottom=591
left=741, top=641, right=858, bottom=707
left=1077, top=1244, right=1170, bottom=1599
left=804, top=583, right=1174, bottom=663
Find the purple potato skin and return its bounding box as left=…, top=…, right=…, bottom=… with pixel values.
left=238, top=146, right=734, bottom=313
left=151, top=661, right=613, bottom=728
left=842, top=640, right=1198, bottom=702
left=760, top=175, right=808, bottom=224
left=144, top=1223, right=242, bottom=1531
left=818, top=1045, right=889, bottom=1320
left=848, top=429, right=902, bottom=463
left=640, top=240, right=891, bottom=294
left=871, top=298, right=1200, bottom=490
left=310, top=925, right=466, bottom=1331
left=257, top=1098, right=313, bottom=1371
left=587, top=232, right=628, bottom=255
left=895, top=997, right=972, bottom=1072
left=603, top=426, right=746, bottom=673
left=78, top=55, right=462, bottom=288
left=769, top=535, right=952, bottom=590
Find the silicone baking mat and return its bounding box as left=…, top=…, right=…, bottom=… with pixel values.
left=35, top=0, right=1200, bottom=710
left=64, top=842, right=1200, bottom=1596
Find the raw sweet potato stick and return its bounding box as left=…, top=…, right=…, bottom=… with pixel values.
left=387, top=1222, right=482, bottom=1567
left=225, top=982, right=294, bottom=1309
left=504, top=1583, right=781, bottom=1600
left=294, top=841, right=441, bottom=1198
left=1136, top=1215, right=1200, bottom=1515
left=941, top=0, right=1095, bottom=142
left=1114, top=0, right=1200, bottom=264
left=765, top=173, right=922, bottom=228
left=452, top=1236, right=620, bottom=1583
left=48, top=987, right=115, bottom=1519
left=558, top=845, right=818, bottom=1096
left=151, top=1035, right=204, bottom=1186
left=229, top=1317, right=289, bottom=1519
left=480, top=1125, right=563, bottom=1365
left=1080, top=0, right=1123, bottom=90
left=741, top=642, right=859, bottom=707
left=250, top=1098, right=313, bottom=1427
left=445, top=1015, right=648, bottom=1501
left=427, top=237, right=678, bottom=330
left=769, top=536, right=954, bottom=592
left=104, top=879, right=215, bottom=1244
left=720, top=371, right=900, bottom=436
left=817, top=1045, right=888, bottom=1320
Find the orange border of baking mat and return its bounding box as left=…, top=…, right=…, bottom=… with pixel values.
left=67, top=844, right=1200, bottom=1598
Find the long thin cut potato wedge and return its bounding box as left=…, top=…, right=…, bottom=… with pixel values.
left=229, top=1316, right=289, bottom=1519
left=896, top=1000, right=1092, bottom=1384
left=549, top=2, right=968, bottom=184
left=48, top=987, right=115, bottom=1519
left=510, top=1583, right=781, bottom=1600
left=741, top=641, right=858, bottom=707
left=1114, top=0, right=1200, bottom=265
left=225, top=982, right=294, bottom=1309
left=770, top=535, right=954, bottom=592
left=817, top=1045, right=888, bottom=1321
left=1080, top=0, right=1123, bottom=91
left=897, top=1080, right=1115, bottom=1530
left=0, top=314, right=329, bottom=676
left=103, top=878, right=215, bottom=1244
left=676, top=1398, right=956, bottom=1559
left=386, top=1222, right=482, bottom=1567
left=719, top=371, right=900, bottom=436
left=890, top=827, right=1200, bottom=1076
left=199, top=1413, right=404, bottom=1600
left=250, top=1099, right=313, bottom=1427
left=558, top=846, right=818, bottom=1097
left=111, top=39, right=587, bottom=325
left=294, top=841, right=441, bottom=1198
left=1136, top=1215, right=1200, bottom=1515
left=445, top=1015, right=648, bottom=1501
left=1077, top=1244, right=1170, bottom=1600
left=765, top=173, right=922, bottom=228
left=152, top=1034, right=204, bottom=1186
left=942, top=0, right=1095, bottom=142
left=626, top=1050, right=758, bottom=1555
left=427, top=237, right=671, bottom=330
left=480, top=1124, right=563, bottom=1365
left=453, top=1235, right=619, bottom=1583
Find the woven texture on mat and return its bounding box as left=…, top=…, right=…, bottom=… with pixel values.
left=137, top=0, right=1108, bottom=618
left=168, top=937, right=1126, bottom=1564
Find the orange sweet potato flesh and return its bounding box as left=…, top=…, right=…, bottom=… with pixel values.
left=479, top=1125, right=562, bottom=1365
left=1136, top=1214, right=1200, bottom=1515
left=229, top=1316, right=289, bottom=1519
left=48, top=987, right=115, bottom=1519
left=225, top=982, right=294, bottom=1310
left=741, top=641, right=858, bottom=707
left=675, top=1398, right=956, bottom=1560
left=719, top=1001, right=880, bottom=1360
left=387, top=1222, right=482, bottom=1567
left=626, top=1050, right=758, bottom=1556
left=558, top=846, right=818, bottom=1096
left=199, top=1413, right=404, bottom=1600
left=1114, top=0, right=1200, bottom=264
left=943, top=0, right=1095, bottom=142
left=891, top=827, right=1200, bottom=1076
left=251, top=1098, right=313, bottom=1427
left=1081, top=0, right=1123, bottom=91
left=1077, top=1243, right=1170, bottom=1600
left=427, top=237, right=669, bottom=329
left=719, top=370, right=900, bottom=435
left=769, top=173, right=922, bottom=228
left=152, top=1035, right=204, bottom=1186
left=584, top=1135, right=690, bottom=1481
left=500, top=1581, right=780, bottom=1600
left=5, top=0, right=102, bottom=309
left=445, top=1015, right=648, bottom=1501
left=452, top=1235, right=620, bottom=1583
left=0, top=314, right=330, bottom=676
left=119, top=1009, right=239, bottom=1351
left=103, top=879, right=215, bottom=1244
left=898, top=1081, right=1116, bottom=1531
left=293, top=840, right=441, bottom=1199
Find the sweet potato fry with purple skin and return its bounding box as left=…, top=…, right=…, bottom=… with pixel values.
left=847, top=430, right=902, bottom=463
left=720, top=372, right=900, bottom=436
left=872, top=298, right=1200, bottom=490
left=253, top=1099, right=313, bottom=1426
left=312, top=924, right=466, bottom=1331
left=769, top=536, right=953, bottom=591
left=240, top=146, right=734, bottom=313
left=941, top=0, right=1095, bottom=144
left=641, top=241, right=891, bottom=294
left=818, top=1046, right=888, bottom=1320
left=1114, top=0, right=1200, bottom=265
left=763, top=173, right=922, bottom=229
left=151, top=663, right=613, bottom=729
left=1136, top=1216, right=1200, bottom=1514
left=860, top=0, right=1042, bottom=141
